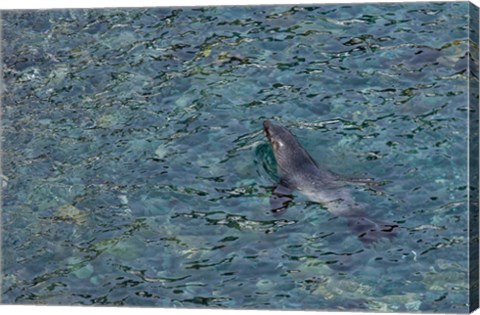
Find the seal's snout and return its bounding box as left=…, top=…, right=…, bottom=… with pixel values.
left=263, top=120, right=272, bottom=139
left=263, top=120, right=271, bottom=131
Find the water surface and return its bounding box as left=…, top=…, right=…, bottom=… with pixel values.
left=1, top=2, right=475, bottom=312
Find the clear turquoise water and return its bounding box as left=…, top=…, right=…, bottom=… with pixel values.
left=0, top=2, right=474, bottom=312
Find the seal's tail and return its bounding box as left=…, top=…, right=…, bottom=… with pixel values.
left=346, top=216, right=398, bottom=245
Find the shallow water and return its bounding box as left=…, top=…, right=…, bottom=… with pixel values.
left=0, top=2, right=476, bottom=312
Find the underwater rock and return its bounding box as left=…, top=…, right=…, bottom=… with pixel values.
left=311, top=278, right=374, bottom=300
left=256, top=279, right=275, bottom=291
left=48, top=65, right=70, bottom=85
left=435, top=259, right=465, bottom=271
left=423, top=270, right=467, bottom=291
left=405, top=300, right=422, bottom=311
left=72, top=263, right=94, bottom=279
left=96, top=113, right=124, bottom=129
left=376, top=293, right=422, bottom=312
left=155, top=144, right=174, bottom=159
left=54, top=204, right=87, bottom=224
left=118, top=194, right=129, bottom=205
left=108, top=31, right=138, bottom=48
left=296, top=260, right=333, bottom=279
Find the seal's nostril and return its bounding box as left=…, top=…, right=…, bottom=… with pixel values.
left=263, top=127, right=271, bottom=139
left=263, top=120, right=271, bottom=130
left=263, top=123, right=270, bottom=137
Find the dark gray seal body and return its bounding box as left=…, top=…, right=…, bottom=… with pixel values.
left=263, top=120, right=397, bottom=243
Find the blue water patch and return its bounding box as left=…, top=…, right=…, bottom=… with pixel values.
left=0, top=2, right=474, bottom=312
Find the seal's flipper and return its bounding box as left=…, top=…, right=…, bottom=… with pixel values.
left=270, top=183, right=293, bottom=216
left=347, top=216, right=399, bottom=245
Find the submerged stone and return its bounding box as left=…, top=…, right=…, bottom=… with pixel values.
left=72, top=263, right=94, bottom=279
left=55, top=204, right=88, bottom=224
left=256, top=279, right=275, bottom=291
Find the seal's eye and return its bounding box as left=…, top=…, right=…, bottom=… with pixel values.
left=272, top=140, right=280, bottom=150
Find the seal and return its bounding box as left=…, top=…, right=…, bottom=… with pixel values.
left=263, top=120, right=397, bottom=244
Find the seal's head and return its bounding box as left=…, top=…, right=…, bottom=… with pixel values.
left=263, top=120, right=292, bottom=150
left=263, top=119, right=321, bottom=180
left=263, top=120, right=308, bottom=171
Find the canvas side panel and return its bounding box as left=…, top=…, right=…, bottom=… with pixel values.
left=469, top=2, right=480, bottom=313
left=0, top=9, right=3, bottom=305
